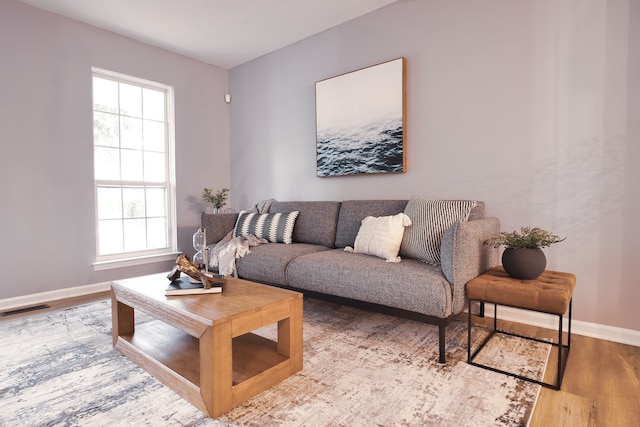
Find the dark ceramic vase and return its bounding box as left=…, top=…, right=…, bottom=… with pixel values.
left=501, top=248, right=546, bottom=280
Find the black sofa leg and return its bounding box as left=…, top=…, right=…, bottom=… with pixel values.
left=438, top=325, right=446, bottom=363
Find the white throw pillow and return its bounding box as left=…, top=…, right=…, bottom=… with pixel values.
left=346, top=213, right=412, bottom=262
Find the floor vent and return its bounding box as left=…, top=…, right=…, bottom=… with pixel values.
left=1, top=304, right=51, bottom=317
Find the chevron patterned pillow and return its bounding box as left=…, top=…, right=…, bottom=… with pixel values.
left=400, top=197, right=478, bottom=266
left=233, top=211, right=300, bottom=244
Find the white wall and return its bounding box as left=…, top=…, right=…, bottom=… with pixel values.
left=229, top=0, right=640, bottom=332
left=0, top=0, right=230, bottom=298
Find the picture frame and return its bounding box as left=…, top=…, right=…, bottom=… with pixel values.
left=315, top=58, right=406, bottom=177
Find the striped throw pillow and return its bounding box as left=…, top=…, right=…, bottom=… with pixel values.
left=399, top=197, right=478, bottom=266
left=233, top=211, right=300, bottom=244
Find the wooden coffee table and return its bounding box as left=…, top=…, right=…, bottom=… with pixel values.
left=111, top=273, right=303, bottom=417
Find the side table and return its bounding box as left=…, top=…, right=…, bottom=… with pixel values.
left=466, top=266, right=576, bottom=390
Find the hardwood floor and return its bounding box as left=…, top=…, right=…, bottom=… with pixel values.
left=3, top=294, right=639, bottom=426
left=467, top=312, right=640, bottom=427
left=0, top=291, right=111, bottom=320
left=531, top=333, right=640, bottom=427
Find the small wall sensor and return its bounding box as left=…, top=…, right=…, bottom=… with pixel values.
left=224, top=94, right=231, bottom=104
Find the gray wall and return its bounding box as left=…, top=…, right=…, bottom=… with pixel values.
left=0, top=0, right=230, bottom=298
left=228, top=0, right=640, bottom=332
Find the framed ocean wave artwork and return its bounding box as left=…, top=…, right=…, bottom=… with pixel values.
left=315, top=57, right=406, bottom=177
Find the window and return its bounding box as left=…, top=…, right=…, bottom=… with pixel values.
left=92, top=68, right=176, bottom=268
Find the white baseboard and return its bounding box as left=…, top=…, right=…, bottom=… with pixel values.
left=481, top=303, right=640, bottom=348
left=0, top=282, right=112, bottom=312
left=2, top=284, right=639, bottom=349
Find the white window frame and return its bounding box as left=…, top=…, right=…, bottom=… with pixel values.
left=91, top=67, right=178, bottom=270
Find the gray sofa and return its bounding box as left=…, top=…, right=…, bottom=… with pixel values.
left=202, top=200, right=499, bottom=363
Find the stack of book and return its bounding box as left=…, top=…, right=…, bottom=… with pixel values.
left=165, top=273, right=225, bottom=296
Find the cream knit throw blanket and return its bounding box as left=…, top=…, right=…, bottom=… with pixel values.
left=207, top=199, right=276, bottom=276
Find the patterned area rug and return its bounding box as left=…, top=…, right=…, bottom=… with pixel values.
left=0, top=297, right=548, bottom=426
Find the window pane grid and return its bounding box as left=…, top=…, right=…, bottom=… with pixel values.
left=95, top=184, right=169, bottom=255
left=93, top=69, right=174, bottom=261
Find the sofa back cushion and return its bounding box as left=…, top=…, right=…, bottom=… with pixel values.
left=268, top=201, right=342, bottom=248
left=335, top=200, right=408, bottom=248
left=334, top=200, right=485, bottom=249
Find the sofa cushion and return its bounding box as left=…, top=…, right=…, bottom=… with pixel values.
left=335, top=200, right=408, bottom=248
left=236, top=243, right=330, bottom=285
left=269, top=201, right=342, bottom=248
left=285, top=249, right=452, bottom=318
left=400, top=197, right=478, bottom=266
left=349, top=213, right=411, bottom=262
left=233, top=211, right=299, bottom=244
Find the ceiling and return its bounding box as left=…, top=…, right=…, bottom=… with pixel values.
left=18, top=0, right=400, bottom=69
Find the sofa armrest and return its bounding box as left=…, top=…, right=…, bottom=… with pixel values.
left=201, top=212, right=239, bottom=245
left=440, top=217, right=500, bottom=314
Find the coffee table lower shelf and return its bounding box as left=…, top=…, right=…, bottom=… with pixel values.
left=115, top=320, right=291, bottom=416
left=114, top=320, right=292, bottom=416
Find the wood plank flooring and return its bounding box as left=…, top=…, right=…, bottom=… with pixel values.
left=3, top=293, right=639, bottom=426
left=466, top=311, right=640, bottom=427
left=0, top=291, right=110, bottom=320
left=531, top=333, right=640, bottom=427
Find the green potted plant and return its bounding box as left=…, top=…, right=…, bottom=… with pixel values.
left=202, top=187, right=229, bottom=213
left=484, top=227, right=566, bottom=280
